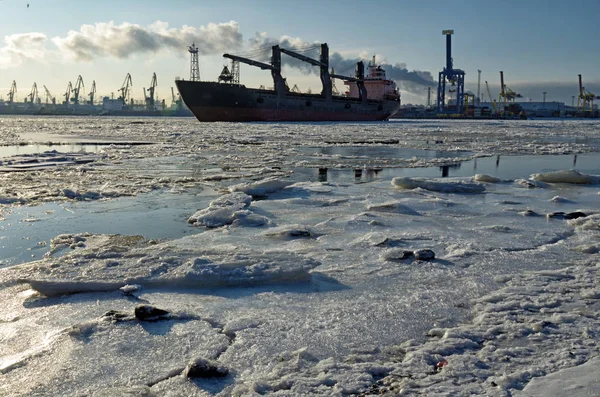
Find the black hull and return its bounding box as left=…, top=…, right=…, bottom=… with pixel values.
left=175, top=80, right=400, bottom=122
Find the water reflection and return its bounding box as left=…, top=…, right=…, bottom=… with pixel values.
left=295, top=152, right=600, bottom=183
left=0, top=143, right=105, bottom=158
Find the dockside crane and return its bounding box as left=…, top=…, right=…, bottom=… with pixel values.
left=437, top=30, right=466, bottom=115
left=8, top=81, right=17, bottom=104
left=476, top=70, right=481, bottom=106
left=88, top=80, right=96, bottom=105
left=485, top=80, right=496, bottom=115
left=577, top=74, right=598, bottom=113
left=498, top=71, right=521, bottom=105
left=498, top=71, right=522, bottom=116
left=64, top=81, right=73, bottom=104
left=71, top=75, right=85, bottom=105
left=27, top=83, right=39, bottom=104
left=118, top=73, right=133, bottom=107
left=43, top=85, right=56, bottom=104
left=143, top=73, right=157, bottom=110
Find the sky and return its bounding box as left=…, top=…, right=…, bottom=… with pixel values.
left=0, top=0, right=599, bottom=105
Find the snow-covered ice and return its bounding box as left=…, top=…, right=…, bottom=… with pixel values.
left=1, top=117, right=600, bottom=396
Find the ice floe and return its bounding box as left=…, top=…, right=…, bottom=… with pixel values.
left=391, top=176, right=486, bottom=193
left=531, top=169, right=600, bottom=184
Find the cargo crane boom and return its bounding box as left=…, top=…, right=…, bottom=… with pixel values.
left=118, top=73, right=133, bottom=106
left=485, top=81, right=496, bottom=114
left=88, top=81, right=96, bottom=105
left=224, top=46, right=287, bottom=97
left=498, top=71, right=521, bottom=105
left=144, top=73, right=157, bottom=110
left=281, top=44, right=332, bottom=101
left=577, top=74, right=598, bottom=112
left=43, top=85, right=56, bottom=104
left=27, top=83, right=38, bottom=104
left=72, top=75, right=85, bottom=105
left=8, top=81, right=17, bottom=104
left=64, top=81, right=73, bottom=104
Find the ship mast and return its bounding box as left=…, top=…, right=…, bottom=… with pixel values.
left=188, top=43, right=200, bottom=82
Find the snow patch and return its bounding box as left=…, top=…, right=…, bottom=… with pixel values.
left=531, top=169, right=600, bottom=184
left=391, top=177, right=486, bottom=193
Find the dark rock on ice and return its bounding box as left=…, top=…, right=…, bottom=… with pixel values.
left=547, top=211, right=587, bottom=220
left=382, top=249, right=414, bottom=261
left=415, top=249, right=435, bottom=261
left=565, top=211, right=587, bottom=220
left=101, top=310, right=131, bottom=322
left=183, top=358, right=229, bottom=378
left=134, top=305, right=170, bottom=321
left=519, top=209, right=539, bottom=217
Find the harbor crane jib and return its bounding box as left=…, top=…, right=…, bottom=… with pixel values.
left=89, top=81, right=96, bottom=105
left=223, top=44, right=366, bottom=102
left=144, top=72, right=158, bottom=110
left=224, top=46, right=287, bottom=99
left=437, top=30, right=465, bottom=115
left=118, top=73, right=133, bottom=107
left=577, top=74, right=599, bottom=113
left=280, top=43, right=332, bottom=101
left=27, top=83, right=39, bottom=104
left=43, top=85, right=56, bottom=105
left=485, top=80, right=496, bottom=114
left=72, top=75, right=85, bottom=105
left=64, top=81, right=73, bottom=105
left=498, top=71, right=521, bottom=104
left=8, top=80, right=17, bottom=104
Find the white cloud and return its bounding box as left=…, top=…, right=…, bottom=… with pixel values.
left=52, top=20, right=243, bottom=61
left=0, top=32, right=47, bottom=69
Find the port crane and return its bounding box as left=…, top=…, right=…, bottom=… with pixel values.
left=170, top=87, right=179, bottom=107
left=437, top=30, right=466, bottom=115
left=485, top=80, right=496, bottom=115
left=43, top=85, right=56, bottom=104
left=8, top=81, right=17, bottom=104
left=143, top=73, right=157, bottom=111
left=476, top=70, right=481, bottom=106
left=63, top=81, right=73, bottom=104
left=577, top=74, right=598, bottom=113
left=27, top=83, right=39, bottom=104
left=88, top=81, right=96, bottom=105
left=118, top=73, right=133, bottom=106
left=71, top=75, right=85, bottom=105
left=498, top=71, right=521, bottom=105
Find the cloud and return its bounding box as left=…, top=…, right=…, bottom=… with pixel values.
left=52, top=20, right=243, bottom=61
left=248, top=33, right=436, bottom=94
left=0, top=32, right=47, bottom=69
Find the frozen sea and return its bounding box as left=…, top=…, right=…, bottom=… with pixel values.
left=0, top=116, right=600, bottom=396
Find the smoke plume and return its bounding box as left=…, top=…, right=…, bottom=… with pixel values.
left=248, top=33, right=436, bottom=94
left=52, top=20, right=243, bottom=61
left=0, top=32, right=47, bottom=68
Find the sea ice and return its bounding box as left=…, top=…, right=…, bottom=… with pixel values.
left=391, top=176, right=486, bottom=193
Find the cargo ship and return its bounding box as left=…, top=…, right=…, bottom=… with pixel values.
left=175, top=43, right=401, bottom=122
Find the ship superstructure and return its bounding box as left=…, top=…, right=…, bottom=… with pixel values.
left=345, top=56, right=400, bottom=101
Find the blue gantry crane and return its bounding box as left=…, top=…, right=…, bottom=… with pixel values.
left=437, top=30, right=465, bottom=115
